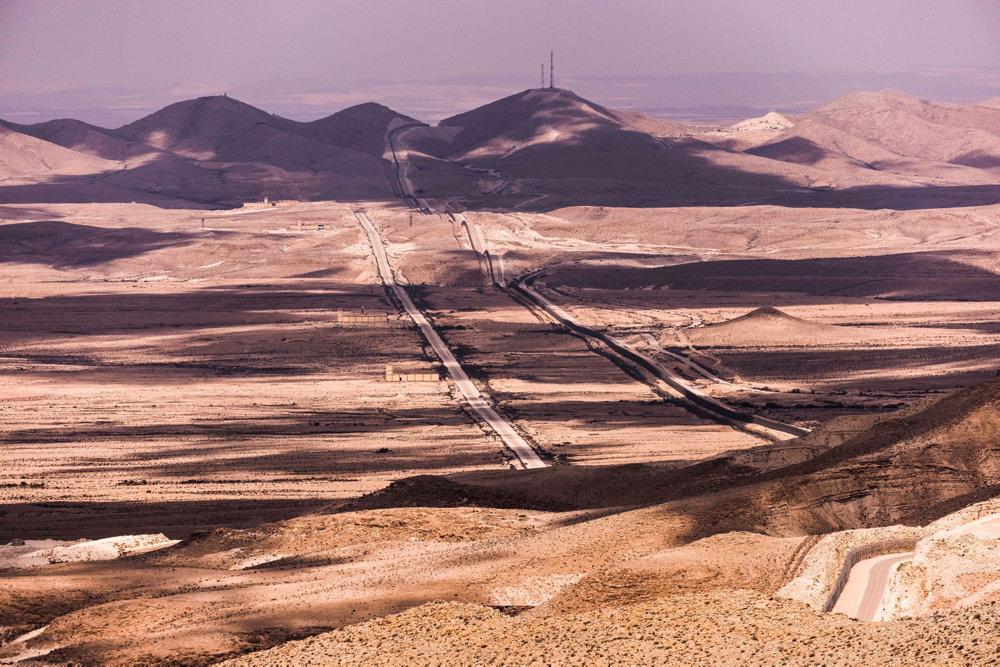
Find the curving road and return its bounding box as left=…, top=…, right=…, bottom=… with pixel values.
left=832, top=515, right=1000, bottom=621
left=385, top=121, right=431, bottom=213
left=832, top=551, right=913, bottom=621
left=378, top=124, right=805, bottom=451
left=353, top=210, right=546, bottom=470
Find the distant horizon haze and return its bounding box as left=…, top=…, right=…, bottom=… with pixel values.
left=4, top=70, right=1000, bottom=129
left=2, top=0, right=1000, bottom=125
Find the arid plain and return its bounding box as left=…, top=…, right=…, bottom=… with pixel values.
left=4, top=89, right=1000, bottom=664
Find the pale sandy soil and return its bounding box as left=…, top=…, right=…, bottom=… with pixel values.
left=218, top=594, right=1000, bottom=666
left=0, top=202, right=511, bottom=540
left=4, top=197, right=1000, bottom=665
left=367, top=203, right=1000, bottom=432
left=7, top=87, right=1000, bottom=667
left=883, top=512, right=1000, bottom=619
left=411, top=285, right=759, bottom=464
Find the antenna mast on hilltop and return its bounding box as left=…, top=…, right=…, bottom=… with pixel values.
left=540, top=63, right=545, bottom=89
left=549, top=51, right=555, bottom=89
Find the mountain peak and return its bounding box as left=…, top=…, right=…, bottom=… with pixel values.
left=114, top=95, right=280, bottom=155
left=437, top=87, right=626, bottom=155
left=730, top=306, right=808, bottom=324
left=729, top=111, right=794, bottom=132
left=441, top=88, right=618, bottom=127
left=305, top=102, right=419, bottom=155
left=324, top=101, right=420, bottom=128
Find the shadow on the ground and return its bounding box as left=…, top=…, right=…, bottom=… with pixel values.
left=545, top=250, right=1000, bottom=301
left=0, top=498, right=329, bottom=541
left=0, top=220, right=211, bottom=268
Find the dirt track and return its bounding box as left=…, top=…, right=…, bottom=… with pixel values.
left=5, top=197, right=1000, bottom=664
left=354, top=210, right=544, bottom=468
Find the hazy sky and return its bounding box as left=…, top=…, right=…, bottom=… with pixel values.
left=2, top=0, right=1000, bottom=124
left=4, top=0, right=1000, bottom=85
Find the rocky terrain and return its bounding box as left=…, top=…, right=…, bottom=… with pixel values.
left=882, top=505, right=1000, bottom=619
left=3, top=87, right=1000, bottom=665
left=216, top=595, right=1000, bottom=666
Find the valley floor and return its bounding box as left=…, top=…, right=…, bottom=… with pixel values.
left=3, top=199, right=1000, bottom=664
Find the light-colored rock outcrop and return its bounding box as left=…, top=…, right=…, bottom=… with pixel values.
left=883, top=513, right=1000, bottom=619
left=0, top=534, right=176, bottom=569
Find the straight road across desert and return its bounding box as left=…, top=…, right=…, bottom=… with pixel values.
left=354, top=210, right=546, bottom=469
left=512, top=273, right=810, bottom=440
left=449, top=215, right=807, bottom=440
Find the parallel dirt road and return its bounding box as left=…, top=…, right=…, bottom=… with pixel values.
left=512, top=273, right=810, bottom=441
left=354, top=210, right=546, bottom=469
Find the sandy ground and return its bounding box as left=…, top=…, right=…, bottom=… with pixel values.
left=4, top=196, right=1000, bottom=664
left=0, top=202, right=514, bottom=540
left=218, top=594, right=1000, bottom=666
left=369, top=203, right=1000, bottom=431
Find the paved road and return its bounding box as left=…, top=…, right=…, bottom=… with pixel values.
left=385, top=122, right=431, bottom=213
left=834, top=514, right=1000, bottom=621
left=354, top=211, right=546, bottom=470
left=512, top=274, right=810, bottom=440
left=833, top=551, right=913, bottom=621
left=453, top=218, right=805, bottom=440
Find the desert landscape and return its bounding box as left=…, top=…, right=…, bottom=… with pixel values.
left=5, top=12, right=1000, bottom=662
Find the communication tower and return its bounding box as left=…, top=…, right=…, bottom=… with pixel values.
left=549, top=51, right=554, bottom=89
left=541, top=63, right=545, bottom=89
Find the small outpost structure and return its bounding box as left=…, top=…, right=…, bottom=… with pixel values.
left=242, top=197, right=301, bottom=209
left=385, top=364, right=441, bottom=382
left=296, top=221, right=326, bottom=230
left=337, top=309, right=390, bottom=323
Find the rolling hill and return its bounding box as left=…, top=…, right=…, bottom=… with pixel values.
left=0, top=95, right=413, bottom=207
left=5, top=88, right=1000, bottom=209
left=704, top=90, right=1000, bottom=188
left=304, top=102, right=421, bottom=156
left=408, top=87, right=985, bottom=210
left=1, top=117, right=160, bottom=163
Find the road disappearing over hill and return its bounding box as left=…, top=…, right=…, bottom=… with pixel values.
left=354, top=210, right=546, bottom=470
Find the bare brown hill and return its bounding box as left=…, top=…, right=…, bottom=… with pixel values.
left=717, top=91, right=1000, bottom=185
left=304, top=102, right=420, bottom=156
left=7, top=89, right=1000, bottom=209
left=438, top=88, right=631, bottom=157
left=420, top=87, right=996, bottom=210
left=354, top=378, right=1000, bottom=538
left=418, top=88, right=829, bottom=208
left=1, top=118, right=158, bottom=162
left=114, top=95, right=301, bottom=159
left=0, top=95, right=405, bottom=206
left=0, top=124, right=119, bottom=182
left=113, top=95, right=388, bottom=175
left=808, top=90, right=1000, bottom=165
left=688, top=306, right=862, bottom=347
left=114, top=96, right=415, bottom=162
